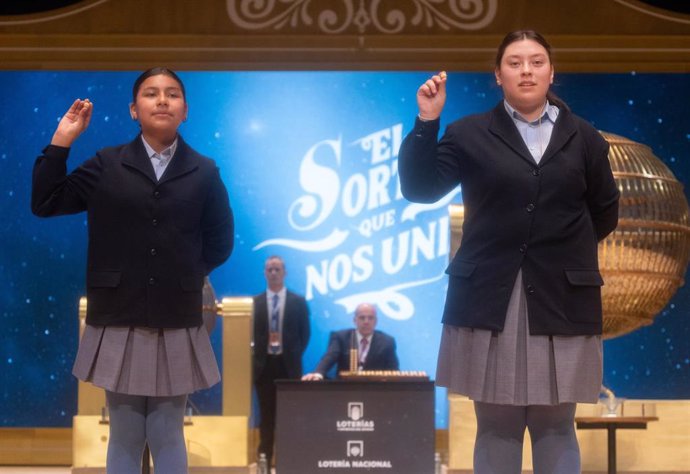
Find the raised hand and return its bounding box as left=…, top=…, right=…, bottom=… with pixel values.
left=416, top=71, right=447, bottom=121
left=51, top=99, right=93, bottom=148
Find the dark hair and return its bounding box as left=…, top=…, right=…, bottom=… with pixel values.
left=495, top=30, right=569, bottom=111
left=132, top=67, right=186, bottom=103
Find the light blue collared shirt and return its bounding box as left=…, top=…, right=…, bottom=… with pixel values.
left=141, top=135, right=178, bottom=180
left=503, top=100, right=559, bottom=164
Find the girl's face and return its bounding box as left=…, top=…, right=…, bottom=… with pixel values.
left=495, top=38, right=554, bottom=113
left=130, top=74, right=187, bottom=137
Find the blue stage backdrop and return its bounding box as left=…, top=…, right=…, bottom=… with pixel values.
left=1, top=71, right=688, bottom=428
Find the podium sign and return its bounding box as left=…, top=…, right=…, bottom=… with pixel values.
left=276, top=380, right=434, bottom=474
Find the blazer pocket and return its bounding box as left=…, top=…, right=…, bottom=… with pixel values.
left=564, top=269, right=604, bottom=286
left=445, top=259, right=477, bottom=277
left=87, top=271, right=121, bottom=288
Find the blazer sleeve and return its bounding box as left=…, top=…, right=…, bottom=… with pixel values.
left=584, top=129, right=620, bottom=241
left=201, top=166, right=234, bottom=274
left=297, top=296, right=311, bottom=355
left=398, top=117, right=463, bottom=204
left=385, top=337, right=400, bottom=371
left=314, top=331, right=343, bottom=376
left=31, top=145, right=102, bottom=216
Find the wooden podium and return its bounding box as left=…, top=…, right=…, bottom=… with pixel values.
left=275, top=379, right=435, bottom=474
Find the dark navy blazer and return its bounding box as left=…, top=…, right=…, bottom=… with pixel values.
left=253, top=290, right=311, bottom=380
left=398, top=102, right=619, bottom=335
left=32, top=135, right=234, bottom=328
left=314, top=329, right=399, bottom=377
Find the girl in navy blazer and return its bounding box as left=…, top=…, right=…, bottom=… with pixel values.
left=32, top=68, right=234, bottom=473
left=399, top=31, right=619, bottom=474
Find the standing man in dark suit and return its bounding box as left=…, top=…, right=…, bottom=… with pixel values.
left=302, top=303, right=399, bottom=380
left=253, top=255, right=310, bottom=465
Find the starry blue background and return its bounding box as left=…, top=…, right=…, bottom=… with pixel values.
left=0, top=71, right=688, bottom=428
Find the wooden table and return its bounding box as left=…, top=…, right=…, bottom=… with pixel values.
left=575, top=416, right=658, bottom=474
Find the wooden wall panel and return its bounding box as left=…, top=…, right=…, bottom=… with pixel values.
left=0, top=428, right=71, bottom=465
left=0, top=0, right=687, bottom=71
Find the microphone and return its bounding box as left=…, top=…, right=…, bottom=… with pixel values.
left=349, top=329, right=358, bottom=372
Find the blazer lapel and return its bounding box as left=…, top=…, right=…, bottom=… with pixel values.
left=488, top=101, right=578, bottom=168
left=158, top=136, right=199, bottom=184
left=121, top=135, right=158, bottom=183
left=539, top=109, right=577, bottom=167
left=282, top=292, right=294, bottom=334
left=363, top=332, right=378, bottom=368
left=488, top=102, right=536, bottom=166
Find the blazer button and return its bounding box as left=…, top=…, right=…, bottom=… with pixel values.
left=152, top=219, right=158, bottom=226
left=153, top=191, right=161, bottom=198
left=148, top=277, right=156, bottom=285
left=527, top=285, right=535, bottom=294
left=150, top=248, right=157, bottom=256
left=519, top=243, right=528, bottom=253
left=532, top=169, right=540, bottom=176
left=526, top=203, right=535, bottom=212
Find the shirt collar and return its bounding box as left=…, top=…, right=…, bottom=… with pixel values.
left=267, top=287, right=286, bottom=299
left=503, top=100, right=559, bottom=125
left=141, top=135, right=178, bottom=163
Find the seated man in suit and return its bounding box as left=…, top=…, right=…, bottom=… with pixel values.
left=302, top=303, right=399, bottom=380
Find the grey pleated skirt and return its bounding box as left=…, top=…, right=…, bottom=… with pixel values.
left=436, top=269, right=602, bottom=405
left=73, top=324, right=221, bottom=397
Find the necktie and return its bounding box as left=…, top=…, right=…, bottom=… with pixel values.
left=271, top=294, right=280, bottom=331
left=359, top=337, right=368, bottom=365
left=269, top=294, right=281, bottom=353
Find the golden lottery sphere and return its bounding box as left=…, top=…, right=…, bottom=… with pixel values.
left=599, top=132, right=690, bottom=338
left=449, top=131, right=690, bottom=339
